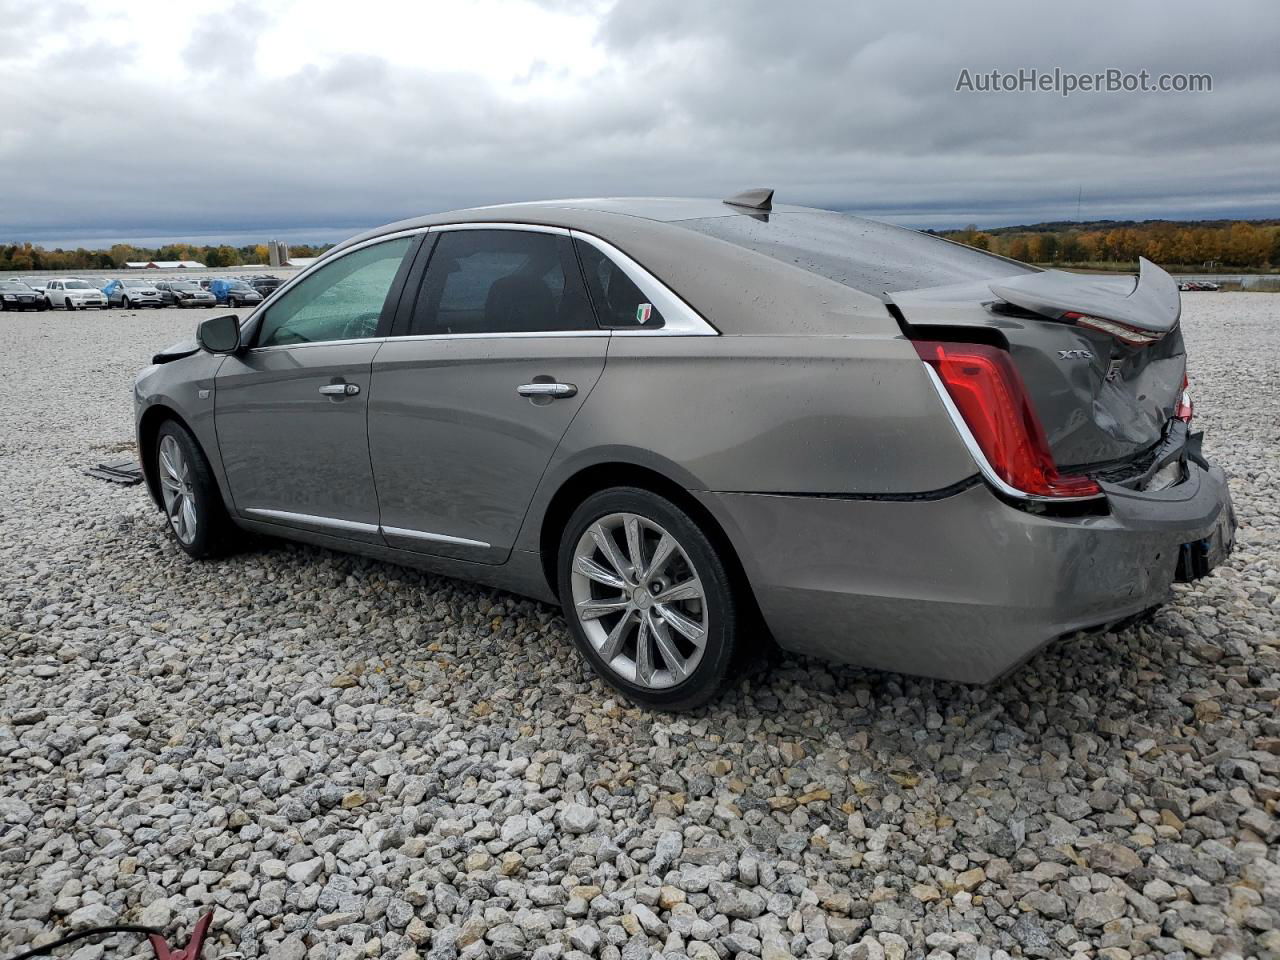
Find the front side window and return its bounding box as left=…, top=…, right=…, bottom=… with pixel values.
left=575, top=239, right=664, bottom=328
left=256, top=237, right=412, bottom=348
left=407, top=229, right=596, bottom=336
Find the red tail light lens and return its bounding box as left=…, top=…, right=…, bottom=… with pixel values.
left=1175, top=373, right=1193, bottom=423
left=915, top=340, right=1102, bottom=499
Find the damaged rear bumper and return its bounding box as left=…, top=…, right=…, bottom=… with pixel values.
left=697, top=459, right=1234, bottom=684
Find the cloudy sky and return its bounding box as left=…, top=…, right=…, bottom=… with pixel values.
left=3, top=0, right=1278, bottom=247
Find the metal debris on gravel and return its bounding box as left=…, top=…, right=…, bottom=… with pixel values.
left=1, top=298, right=1278, bottom=960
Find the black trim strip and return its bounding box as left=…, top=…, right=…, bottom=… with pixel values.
left=717, top=474, right=982, bottom=502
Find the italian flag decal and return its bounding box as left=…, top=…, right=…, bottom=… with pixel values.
left=636, top=302, right=653, bottom=324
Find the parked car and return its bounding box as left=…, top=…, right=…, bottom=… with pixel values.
left=247, top=275, right=283, bottom=297
left=155, top=279, right=217, bottom=308
left=133, top=193, right=1236, bottom=710
left=209, top=278, right=264, bottom=308
left=0, top=279, right=46, bottom=310
left=20, top=278, right=52, bottom=307
left=104, top=278, right=163, bottom=308
left=46, top=278, right=108, bottom=309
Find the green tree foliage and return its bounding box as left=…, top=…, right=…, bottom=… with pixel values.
left=0, top=240, right=334, bottom=272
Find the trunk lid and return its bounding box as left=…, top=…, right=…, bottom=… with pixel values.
left=891, top=257, right=1186, bottom=471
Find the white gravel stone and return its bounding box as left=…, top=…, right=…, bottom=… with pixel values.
left=1, top=297, right=1279, bottom=959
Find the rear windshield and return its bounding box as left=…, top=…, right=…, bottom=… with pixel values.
left=677, top=211, right=1036, bottom=294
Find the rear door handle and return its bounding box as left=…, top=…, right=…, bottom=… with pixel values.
left=517, top=382, right=577, bottom=399
left=319, top=383, right=360, bottom=396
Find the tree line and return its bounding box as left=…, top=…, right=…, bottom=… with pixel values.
left=0, top=241, right=334, bottom=272
left=938, top=219, right=1280, bottom=270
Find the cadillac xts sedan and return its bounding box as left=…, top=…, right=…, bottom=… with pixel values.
left=133, top=192, right=1235, bottom=709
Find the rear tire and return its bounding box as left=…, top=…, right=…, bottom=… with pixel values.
left=557, top=487, right=740, bottom=711
left=154, top=419, right=236, bottom=559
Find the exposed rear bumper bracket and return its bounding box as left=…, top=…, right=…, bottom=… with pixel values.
left=1174, top=499, right=1235, bottom=582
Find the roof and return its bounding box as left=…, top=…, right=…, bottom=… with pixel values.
left=324, top=195, right=1010, bottom=336
left=124, top=260, right=206, bottom=269
left=456, top=196, right=821, bottom=223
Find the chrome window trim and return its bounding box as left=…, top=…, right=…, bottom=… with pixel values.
left=245, top=507, right=381, bottom=534
left=571, top=230, right=719, bottom=337
left=249, top=336, right=389, bottom=354
left=242, top=220, right=717, bottom=343
left=381, top=525, right=491, bottom=549
left=921, top=363, right=1105, bottom=504
left=386, top=330, right=610, bottom=344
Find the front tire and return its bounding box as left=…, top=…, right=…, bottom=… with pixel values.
left=154, top=420, right=235, bottom=559
left=122, top=296, right=131, bottom=309
left=557, top=487, right=740, bottom=711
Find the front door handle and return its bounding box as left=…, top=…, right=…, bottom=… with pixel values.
left=517, top=382, right=577, bottom=399
left=319, top=383, right=360, bottom=396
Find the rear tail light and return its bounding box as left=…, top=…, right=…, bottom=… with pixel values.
left=1175, top=372, right=1193, bottom=423
left=1062, top=311, right=1163, bottom=347
left=915, top=340, right=1102, bottom=499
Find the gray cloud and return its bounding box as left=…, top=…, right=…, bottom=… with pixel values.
left=3, top=0, right=1278, bottom=245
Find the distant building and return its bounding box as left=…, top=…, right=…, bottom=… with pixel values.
left=124, top=260, right=206, bottom=269
left=267, top=240, right=314, bottom=268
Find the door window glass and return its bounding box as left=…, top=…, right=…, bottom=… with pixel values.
left=256, top=236, right=412, bottom=347
left=575, top=239, right=665, bottom=328
left=407, top=230, right=596, bottom=336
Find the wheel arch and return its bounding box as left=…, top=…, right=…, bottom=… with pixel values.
left=536, top=461, right=760, bottom=616
left=137, top=404, right=197, bottom=509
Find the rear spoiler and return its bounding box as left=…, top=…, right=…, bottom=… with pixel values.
left=989, top=257, right=1180, bottom=334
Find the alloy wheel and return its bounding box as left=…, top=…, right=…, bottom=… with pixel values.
left=569, top=512, right=708, bottom=689
left=158, top=434, right=198, bottom=544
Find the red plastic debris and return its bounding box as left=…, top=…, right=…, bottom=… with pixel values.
left=147, top=912, right=213, bottom=960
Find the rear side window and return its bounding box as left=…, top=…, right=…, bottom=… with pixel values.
left=575, top=239, right=664, bottom=328
left=408, top=229, right=596, bottom=336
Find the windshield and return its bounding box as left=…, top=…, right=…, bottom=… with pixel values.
left=0, top=281, right=31, bottom=291
left=123, top=280, right=153, bottom=288
left=64, top=280, right=93, bottom=289
left=169, top=281, right=199, bottom=291
left=229, top=281, right=254, bottom=290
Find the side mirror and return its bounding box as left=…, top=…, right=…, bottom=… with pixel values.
left=197, top=313, right=242, bottom=354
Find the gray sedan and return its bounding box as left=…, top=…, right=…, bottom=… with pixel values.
left=155, top=279, right=217, bottom=308
left=133, top=192, right=1235, bottom=710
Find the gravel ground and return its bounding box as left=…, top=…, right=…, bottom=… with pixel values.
left=2, top=296, right=1278, bottom=960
